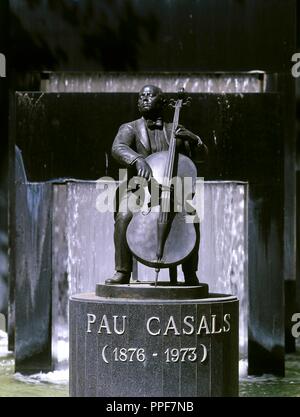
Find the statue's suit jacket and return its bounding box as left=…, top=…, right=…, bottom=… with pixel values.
left=112, top=117, right=205, bottom=168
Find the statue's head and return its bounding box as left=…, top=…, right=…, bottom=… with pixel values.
left=138, top=85, right=165, bottom=119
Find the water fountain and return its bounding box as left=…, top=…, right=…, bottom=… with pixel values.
left=1, top=0, right=296, bottom=396
left=6, top=71, right=286, bottom=389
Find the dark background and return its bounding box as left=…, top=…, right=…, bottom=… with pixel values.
left=8, top=0, right=296, bottom=73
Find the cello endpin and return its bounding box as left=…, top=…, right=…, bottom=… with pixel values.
left=155, top=266, right=160, bottom=288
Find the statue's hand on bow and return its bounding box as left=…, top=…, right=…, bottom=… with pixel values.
left=175, top=124, right=204, bottom=147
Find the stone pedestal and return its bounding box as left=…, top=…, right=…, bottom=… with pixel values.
left=70, top=286, right=239, bottom=397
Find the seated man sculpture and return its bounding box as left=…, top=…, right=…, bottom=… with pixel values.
left=105, top=84, right=207, bottom=285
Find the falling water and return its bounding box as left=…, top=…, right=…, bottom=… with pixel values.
left=42, top=72, right=269, bottom=94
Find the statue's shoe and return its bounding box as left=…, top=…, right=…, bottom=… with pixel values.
left=184, top=273, right=200, bottom=286
left=105, top=272, right=131, bottom=285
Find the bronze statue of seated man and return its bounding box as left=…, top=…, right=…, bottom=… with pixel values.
left=105, top=85, right=207, bottom=286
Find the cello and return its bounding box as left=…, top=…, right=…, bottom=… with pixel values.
left=126, top=89, right=198, bottom=285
